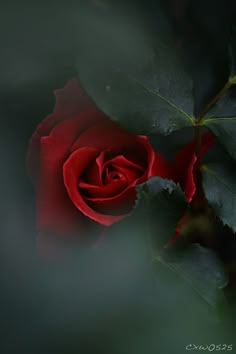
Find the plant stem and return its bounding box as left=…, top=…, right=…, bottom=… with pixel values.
left=194, top=123, right=202, bottom=188
left=192, top=78, right=233, bottom=210
left=191, top=124, right=204, bottom=212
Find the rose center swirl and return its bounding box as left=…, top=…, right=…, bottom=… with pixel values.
left=103, top=164, right=125, bottom=184
left=77, top=152, right=144, bottom=201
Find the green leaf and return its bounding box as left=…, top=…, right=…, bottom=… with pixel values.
left=229, top=23, right=236, bottom=83
left=75, top=7, right=194, bottom=135
left=135, top=177, right=187, bottom=247
left=198, top=24, right=236, bottom=159
left=201, top=162, right=236, bottom=232
left=149, top=127, right=194, bottom=161
left=201, top=113, right=236, bottom=160
left=155, top=244, right=228, bottom=311
left=202, top=137, right=232, bottom=163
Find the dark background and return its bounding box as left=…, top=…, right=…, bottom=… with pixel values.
left=1, top=1, right=236, bottom=353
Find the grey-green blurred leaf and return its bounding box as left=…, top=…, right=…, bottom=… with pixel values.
left=156, top=244, right=228, bottom=310
left=201, top=162, right=236, bottom=232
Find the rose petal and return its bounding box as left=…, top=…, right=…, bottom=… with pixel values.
left=104, top=155, right=144, bottom=184
left=28, top=109, right=108, bottom=183
left=171, top=138, right=196, bottom=202
left=84, top=185, right=137, bottom=215
left=103, top=169, right=125, bottom=184
left=53, top=78, right=94, bottom=117
left=201, top=131, right=214, bottom=155
left=26, top=78, right=108, bottom=182
left=27, top=79, right=88, bottom=180
left=71, top=119, right=147, bottom=162
left=79, top=176, right=127, bottom=198
left=35, top=141, right=86, bottom=234
left=35, top=115, right=107, bottom=234
left=164, top=132, right=215, bottom=249
left=84, top=151, right=105, bottom=186
left=63, top=147, right=128, bottom=225
left=171, top=131, right=214, bottom=202
left=151, top=152, right=172, bottom=179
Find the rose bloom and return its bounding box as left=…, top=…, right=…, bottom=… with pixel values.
left=27, top=79, right=213, bottom=254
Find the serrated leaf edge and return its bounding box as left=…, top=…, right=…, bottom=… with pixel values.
left=202, top=165, right=236, bottom=232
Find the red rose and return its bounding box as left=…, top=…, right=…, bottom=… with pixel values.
left=27, top=79, right=214, bottom=254
left=27, top=79, right=171, bottom=250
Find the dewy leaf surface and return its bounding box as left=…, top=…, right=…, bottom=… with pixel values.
left=75, top=4, right=194, bottom=135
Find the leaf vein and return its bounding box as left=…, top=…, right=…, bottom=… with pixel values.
left=202, top=116, right=236, bottom=125
left=129, top=76, right=195, bottom=125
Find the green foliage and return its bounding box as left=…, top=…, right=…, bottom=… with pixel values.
left=155, top=243, right=228, bottom=312
left=229, top=23, right=236, bottom=82
left=201, top=113, right=236, bottom=160
left=75, top=5, right=194, bottom=135
left=199, top=27, right=236, bottom=159
left=198, top=26, right=236, bottom=231
left=135, top=177, right=187, bottom=248
left=201, top=162, right=236, bottom=232
left=75, top=3, right=236, bottom=325
left=75, top=8, right=236, bottom=161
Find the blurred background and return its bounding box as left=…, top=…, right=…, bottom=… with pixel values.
left=1, top=1, right=236, bottom=353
